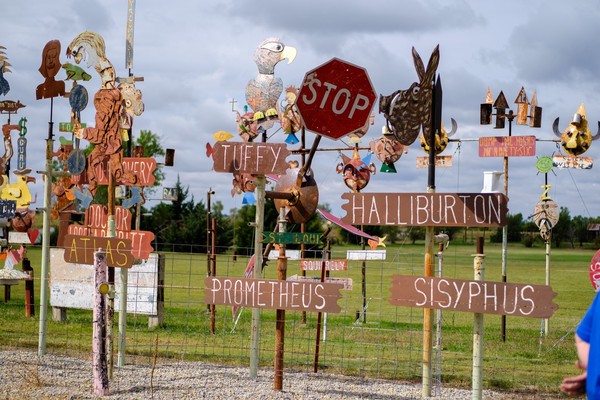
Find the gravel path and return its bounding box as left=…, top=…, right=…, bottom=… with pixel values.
left=0, top=350, right=518, bottom=399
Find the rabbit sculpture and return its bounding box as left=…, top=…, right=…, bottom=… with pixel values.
left=379, top=45, right=440, bottom=146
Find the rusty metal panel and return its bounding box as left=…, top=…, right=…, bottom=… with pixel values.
left=341, top=192, right=508, bottom=227
left=388, top=275, right=558, bottom=318
left=63, top=234, right=133, bottom=268
left=552, top=155, right=593, bottom=169
left=416, top=155, right=452, bottom=168
left=212, top=142, right=290, bottom=174
left=478, top=136, right=536, bottom=157
left=204, top=277, right=342, bottom=313
left=94, top=157, right=156, bottom=186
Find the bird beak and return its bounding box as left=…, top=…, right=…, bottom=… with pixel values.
left=280, top=46, right=297, bottom=64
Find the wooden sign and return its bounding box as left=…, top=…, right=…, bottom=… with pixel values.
left=478, top=136, right=536, bottom=157
left=288, top=275, right=353, bottom=290
left=94, top=157, right=156, bottom=186
left=204, top=277, right=342, bottom=313
left=388, top=275, right=558, bottom=318
left=300, top=259, right=347, bottom=271
left=63, top=234, right=134, bottom=268
left=416, top=155, right=452, bottom=168
left=212, top=142, right=290, bottom=174
left=262, top=231, right=322, bottom=245
left=59, top=122, right=87, bottom=132
left=268, top=250, right=300, bottom=260
left=341, top=192, right=508, bottom=227
left=347, top=250, right=386, bottom=260
left=552, top=155, right=593, bottom=169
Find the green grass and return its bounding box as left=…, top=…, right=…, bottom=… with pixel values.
left=0, top=241, right=596, bottom=397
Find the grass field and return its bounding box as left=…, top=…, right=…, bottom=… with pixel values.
left=0, top=240, right=596, bottom=397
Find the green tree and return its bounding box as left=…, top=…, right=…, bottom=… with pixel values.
left=552, top=207, right=572, bottom=248
left=134, top=130, right=166, bottom=194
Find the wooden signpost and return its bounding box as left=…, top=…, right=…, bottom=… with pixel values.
left=262, top=231, right=322, bottom=245
left=94, top=157, right=156, bottom=186
left=388, top=275, right=558, bottom=318
left=211, top=142, right=291, bottom=174
left=204, top=277, right=342, bottom=313
left=478, top=135, right=536, bottom=157
left=340, top=192, right=508, bottom=227
left=63, top=234, right=133, bottom=268
left=300, top=259, right=347, bottom=271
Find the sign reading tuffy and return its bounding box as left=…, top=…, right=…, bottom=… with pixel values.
left=204, top=277, right=343, bottom=313
left=63, top=234, right=134, bottom=268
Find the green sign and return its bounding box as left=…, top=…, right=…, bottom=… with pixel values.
left=262, top=231, right=322, bottom=245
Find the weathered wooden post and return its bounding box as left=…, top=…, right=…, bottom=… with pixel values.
left=210, top=217, right=217, bottom=335
left=93, top=250, right=109, bottom=396
left=472, top=237, right=485, bottom=400
left=274, top=207, right=287, bottom=391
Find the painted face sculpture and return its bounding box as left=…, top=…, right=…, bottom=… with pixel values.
left=336, top=147, right=375, bottom=192
left=369, top=127, right=405, bottom=173
left=553, top=103, right=600, bottom=156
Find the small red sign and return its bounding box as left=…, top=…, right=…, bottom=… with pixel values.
left=478, top=136, right=536, bottom=157
left=296, top=58, right=376, bottom=139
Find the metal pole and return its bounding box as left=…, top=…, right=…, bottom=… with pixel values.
left=361, top=225, right=366, bottom=323
left=93, top=250, right=110, bottom=396
left=472, top=237, right=485, bottom=400
left=249, top=175, right=265, bottom=378
left=106, top=170, right=116, bottom=379
left=544, top=234, right=551, bottom=336
left=38, top=136, right=54, bottom=355
left=210, top=218, right=217, bottom=335
left=206, top=189, right=213, bottom=313
left=274, top=207, right=287, bottom=391
left=501, top=113, right=513, bottom=343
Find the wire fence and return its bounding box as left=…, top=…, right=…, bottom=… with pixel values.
left=0, top=241, right=590, bottom=398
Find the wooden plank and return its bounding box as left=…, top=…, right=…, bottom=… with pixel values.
left=341, top=192, right=508, bottom=227
left=63, top=234, right=133, bottom=268
left=94, top=157, right=156, bottom=186
left=288, top=275, right=353, bottom=290
left=478, top=136, right=536, bottom=157
left=416, top=155, right=452, bottom=168
left=262, top=231, right=322, bottom=245
left=212, top=142, right=290, bottom=174
left=552, top=155, right=593, bottom=169
left=347, top=250, right=386, bottom=260
left=300, top=259, right=347, bottom=271
left=388, top=275, right=558, bottom=318
left=204, top=277, right=342, bottom=313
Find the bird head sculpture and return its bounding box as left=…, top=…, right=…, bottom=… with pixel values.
left=553, top=103, right=600, bottom=156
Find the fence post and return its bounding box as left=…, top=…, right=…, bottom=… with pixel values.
left=472, top=237, right=485, bottom=400
left=93, top=250, right=110, bottom=396
left=274, top=207, right=287, bottom=391
left=23, top=258, right=34, bottom=317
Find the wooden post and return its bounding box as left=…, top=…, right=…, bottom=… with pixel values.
left=23, top=258, right=34, bottom=317
left=93, top=250, right=109, bottom=396
left=313, top=239, right=329, bottom=373
left=472, top=237, right=485, bottom=400
left=210, top=218, right=217, bottom=335
left=106, top=169, right=116, bottom=379
left=274, top=207, right=287, bottom=391
left=249, top=176, right=265, bottom=379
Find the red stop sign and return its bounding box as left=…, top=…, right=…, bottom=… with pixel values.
left=296, top=58, right=376, bottom=139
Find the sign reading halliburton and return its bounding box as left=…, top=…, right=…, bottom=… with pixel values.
left=341, top=192, right=508, bottom=227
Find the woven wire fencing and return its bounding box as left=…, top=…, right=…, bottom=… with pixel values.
left=0, top=241, right=589, bottom=397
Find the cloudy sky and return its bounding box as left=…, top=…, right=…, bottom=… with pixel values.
left=3, top=0, right=600, bottom=222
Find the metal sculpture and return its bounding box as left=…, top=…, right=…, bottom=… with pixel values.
left=245, top=37, right=296, bottom=129
left=0, top=46, right=11, bottom=96
left=379, top=45, right=440, bottom=146
left=36, top=40, right=66, bottom=100
left=553, top=103, right=600, bottom=156
left=336, top=147, right=375, bottom=192
left=419, top=118, right=457, bottom=155
left=68, top=31, right=136, bottom=196
left=369, top=126, right=406, bottom=173
left=279, top=86, right=303, bottom=145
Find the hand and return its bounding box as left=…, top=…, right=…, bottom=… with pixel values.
left=560, top=360, right=586, bottom=396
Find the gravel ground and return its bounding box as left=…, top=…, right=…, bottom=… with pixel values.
left=0, top=350, right=523, bottom=399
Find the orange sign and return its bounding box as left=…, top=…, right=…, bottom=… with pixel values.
left=478, top=136, right=536, bottom=157
left=299, top=259, right=347, bottom=271
left=63, top=234, right=133, bottom=268
left=94, top=157, right=156, bottom=186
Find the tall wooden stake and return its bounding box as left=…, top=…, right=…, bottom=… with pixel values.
left=249, top=175, right=265, bottom=378
left=472, top=237, right=485, bottom=400
left=93, top=250, right=110, bottom=396
left=274, top=207, right=287, bottom=391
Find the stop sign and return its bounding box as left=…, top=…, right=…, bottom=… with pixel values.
left=296, top=58, right=376, bottom=140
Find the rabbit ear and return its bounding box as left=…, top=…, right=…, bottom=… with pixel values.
left=412, top=47, right=426, bottom=82
left=424, top=45, right=440, bottom=83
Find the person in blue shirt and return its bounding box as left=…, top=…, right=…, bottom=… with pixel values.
left=561, top=291, right=600, bottom=398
